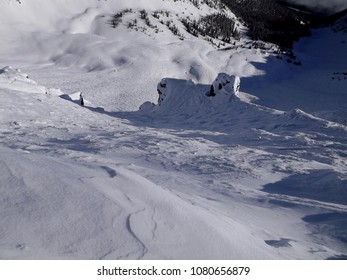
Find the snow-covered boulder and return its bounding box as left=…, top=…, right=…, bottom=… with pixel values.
left=209, top=73, right=240, bottom=98
left=139, top=101, right=155, bottom=111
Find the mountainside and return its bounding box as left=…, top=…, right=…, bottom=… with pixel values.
left=279, top=0, right=347, bottom=16
left=0, top=0, right=251, bottom=109
left=0, top=0, right=346, bottom=260
left=222, top=0, right=347, bottom=48
left=221, top=0, right=312, bottom=47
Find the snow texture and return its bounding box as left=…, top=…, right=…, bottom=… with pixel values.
left=0, top=0, right=346, bottom=260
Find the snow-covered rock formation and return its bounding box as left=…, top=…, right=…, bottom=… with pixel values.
left=0, top=66, right=64, bottom=96
left=155, top=73, right=241, bottom=110
left=157, top=73, right=240, bottom=105
left=0, top=66, right=47, bottom=94
left=209, top=73, right=240, bottom=97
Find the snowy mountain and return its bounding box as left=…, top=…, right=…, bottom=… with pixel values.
left=0, top=0, right=346, bottom=260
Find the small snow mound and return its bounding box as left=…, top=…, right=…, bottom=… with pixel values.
left=285, top=108, right=346, bottom=130
left=0, top=66, right=47, bottom=94
left=47, top=88, right=65, bottom=96
left=210, top=73, right=240, bottom=98
left=67, top=91, right=83, bottom=101
left=287, top=108, right=322, bottom=121
left=60, top=91, right=90, bottom=106
left=139, top=101, right=155, bottom=111
left=0, top=66, right=28, bottom=79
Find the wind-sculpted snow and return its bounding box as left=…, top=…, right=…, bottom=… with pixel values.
left=0, top=0, right=347, bottom=260
left=0, top=66, right=47, bottom=94
left=0, top=62, right=346, bottom=259
left=152, top=74, right=246, bottom=117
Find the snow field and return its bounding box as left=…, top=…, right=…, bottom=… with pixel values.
left=0, top=0, right=346, bottom=260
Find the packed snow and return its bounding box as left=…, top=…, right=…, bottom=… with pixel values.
left=0, top=0, right=346, bottom=260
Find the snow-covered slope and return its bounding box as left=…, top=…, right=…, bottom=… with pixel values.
left=242, top=15, right=347, bottom=124
left=0, top=0, right=346, bottom=260
left=0, top=0, right=250, bottom=110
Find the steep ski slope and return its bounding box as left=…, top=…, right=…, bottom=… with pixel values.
left=0, top=0, right=346, bottom=260
left=1, top=67, right=346, bottom=260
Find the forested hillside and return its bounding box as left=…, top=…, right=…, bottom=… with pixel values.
left=221, top=0, right=312, bottom=47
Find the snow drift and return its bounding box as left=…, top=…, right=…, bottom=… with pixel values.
left=0, top=0, right=346, bottom=261
left=149, top=73, right=248, bottom=120
left=0, top=66, right=47, bottom=94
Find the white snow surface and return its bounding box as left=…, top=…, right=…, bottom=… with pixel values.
left=0, top=0, right=346, bottom=260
